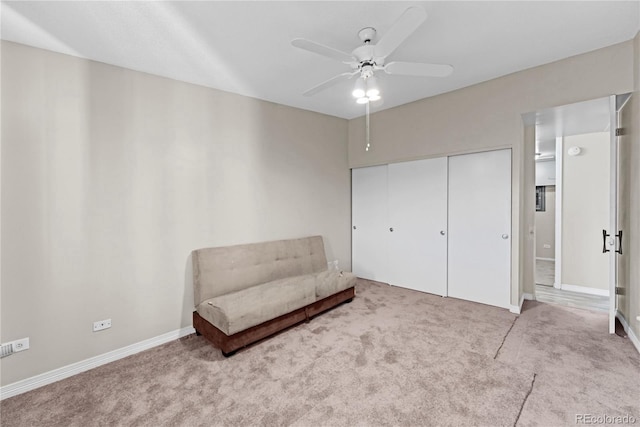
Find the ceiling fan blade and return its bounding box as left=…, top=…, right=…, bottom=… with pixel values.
left=303, top=71, right=358, bottom=97
left=374, top=6, right=427, bottom=59
left=384, top=61, right=453, bottom=77
left=292, top=38, right=355, bottom=64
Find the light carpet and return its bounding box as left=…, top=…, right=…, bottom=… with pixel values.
left=2, top=280, right=638, bottom=426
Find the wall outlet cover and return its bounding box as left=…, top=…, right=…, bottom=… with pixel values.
left=13, top=337, right=29, bottom=352
left=93, top=319, right=112, bottom=332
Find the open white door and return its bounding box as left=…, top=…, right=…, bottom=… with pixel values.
left=608, top=93, right=632, bottom=333
left=608, top=95, right=618, bottom=334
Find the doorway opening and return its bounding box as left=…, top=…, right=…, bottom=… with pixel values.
left=529, top=96, right=614, bottom=314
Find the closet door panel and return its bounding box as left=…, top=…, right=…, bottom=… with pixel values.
left=448, top=149, right=512, bottom=308
left=388, top=158, right=448, bottom=295
left=352, top=165, right=389, bottom=282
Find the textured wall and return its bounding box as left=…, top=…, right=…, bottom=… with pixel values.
left=0, top=42, right=350, bottom=386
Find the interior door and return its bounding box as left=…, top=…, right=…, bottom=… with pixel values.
left=610, top=93, right=632, bottom=333
left=352, top=165, right=389, bottom=282
left=388, top=157, right=448, bottom=295
left=448, top=149, right=512, bottom=308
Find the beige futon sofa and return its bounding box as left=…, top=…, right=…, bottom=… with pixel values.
left=192, top=236, right=356, bottom=356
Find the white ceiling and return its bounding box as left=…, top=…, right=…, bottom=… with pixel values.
left=2, top=1, right=639, bottom=119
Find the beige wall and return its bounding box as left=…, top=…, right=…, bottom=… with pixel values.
left=348, top=40, right=634, bottom=306
left=561, top=133, right=610, bottom=291
left=522, top=125, right=536, bottom=297
left=625, top=31, right=640, bottom=341
left=536, top=186, right=556, bottom=259
left=0, top=42, right=351, bottom=386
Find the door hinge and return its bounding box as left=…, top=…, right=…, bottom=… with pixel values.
left=615, top=287, right=625, bottom=296
left=615, top=128, right=625, bottom=136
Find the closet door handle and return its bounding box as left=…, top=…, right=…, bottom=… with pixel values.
left=615, top=230, right=623, bottom=255
left=389, top=227, right=394, bottom=232
left=602, top=229, right=610, bottom=253
left=440, top=230, right=446, bottom=236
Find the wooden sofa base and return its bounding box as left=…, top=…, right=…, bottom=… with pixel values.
left=193, top=287, right=355, bottom=356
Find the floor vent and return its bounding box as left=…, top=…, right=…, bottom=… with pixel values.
left=1, top=343, right=13, bottom=358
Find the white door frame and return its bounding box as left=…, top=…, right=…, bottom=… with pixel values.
left=554, top=136, right=563, bottom=290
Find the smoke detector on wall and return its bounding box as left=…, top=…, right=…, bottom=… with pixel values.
left=567, top=146, right=582, bottom=156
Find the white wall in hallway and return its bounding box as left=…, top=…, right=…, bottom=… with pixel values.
left=561, top=132, right=610, bottom=291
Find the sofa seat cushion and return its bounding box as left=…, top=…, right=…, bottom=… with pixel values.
left=315, top=270, right=358, bottom=300
left=197, top=274, right=317, bottom=336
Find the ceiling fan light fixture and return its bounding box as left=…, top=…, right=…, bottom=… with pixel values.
left=352, top=77, right=366, bottom=98
left=368, top=94, right=381, bottom=101
left=365, top=76, right=380, bottom=97
left=366, top=88, right=380, bottom=97
left=353, top=88, right=366, bottom=99
left=356, top=97, right=370, bottom=104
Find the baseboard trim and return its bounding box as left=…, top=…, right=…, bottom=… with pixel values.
left=510, top=293, right=526, bottom=314
left=523, top=293, right=535, bottom=301
left=560, top=283, right=609, bottom=297
left=0, top=326, right=195, bottom=400
left=535, top=257, right=555, bottom=262
left=616, top=311, right=640, bottom=354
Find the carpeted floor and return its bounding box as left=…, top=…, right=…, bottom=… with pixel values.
left=2, top=280, right=638, bottom=426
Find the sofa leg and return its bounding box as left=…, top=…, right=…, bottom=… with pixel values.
left=222, top=349, right=237, bottom=358
left=195, top=329, right=202, bottom=336
left=345, top=298, right=354, bottom=303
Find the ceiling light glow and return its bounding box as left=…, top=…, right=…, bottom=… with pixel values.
left=352, top=78, right=366, bottom=98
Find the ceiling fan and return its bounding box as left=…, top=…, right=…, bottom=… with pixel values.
left=291, top=6, right=453, bottom=102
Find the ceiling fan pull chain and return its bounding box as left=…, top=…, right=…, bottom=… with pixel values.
left=365, top=102, right=371, bottom=152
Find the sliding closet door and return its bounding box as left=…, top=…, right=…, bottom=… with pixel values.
left=388, top=158, right=448, bottom=295
left=352, top=165, right=389, bottom=282
left=448, top=149, right=512, bottom=308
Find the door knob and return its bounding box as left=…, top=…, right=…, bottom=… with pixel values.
left=353, top=226, right=356, bottom=230
left=501, top=234, right=509, bottom=239
left=440, top=230, right=446, bottom=236
left=389, top=227, right=394, bottom=232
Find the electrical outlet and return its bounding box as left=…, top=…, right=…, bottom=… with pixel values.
left=13, top=337, right=29, bottom=352
left=93, top=318, right=112, bottom=332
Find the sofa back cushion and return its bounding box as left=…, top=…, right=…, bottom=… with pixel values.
left=192, top=236, right=328, bottom=306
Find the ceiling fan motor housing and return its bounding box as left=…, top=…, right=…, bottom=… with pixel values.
left=360, top=64, right=375, bottom=78
left=358, top=27, right=377, bottom=43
